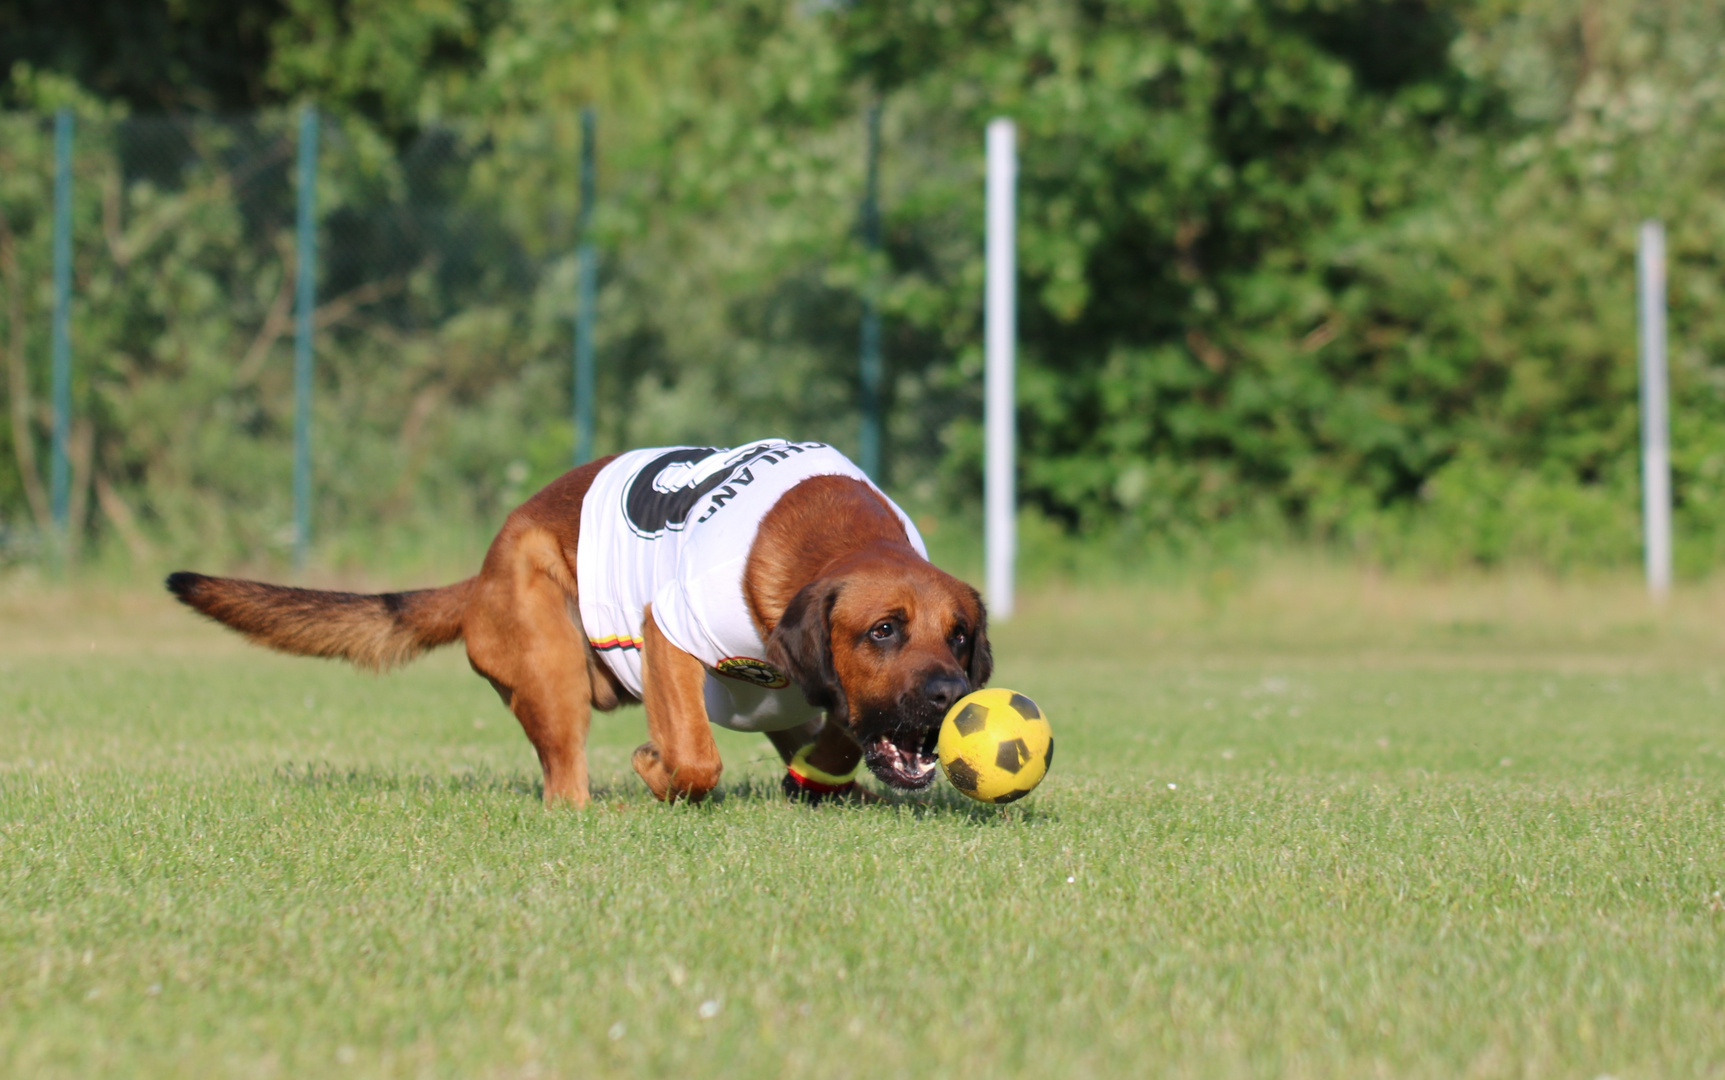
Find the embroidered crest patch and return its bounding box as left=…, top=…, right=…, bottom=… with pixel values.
left=714, top=656, right=791, bottom=689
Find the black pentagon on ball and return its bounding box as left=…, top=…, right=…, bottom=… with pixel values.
left=1044, top=737, right=1054, bottom=769
left=992, top=786, right=1032, bottom=805
left=1009, top=693, right=1041, bottom=720
left=995, top=737, right=1030, bottom=773
left=950, top=702, right=988, bottom=736
left=944, top=756, right=981, bottom=793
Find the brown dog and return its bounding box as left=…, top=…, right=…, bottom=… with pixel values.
left=167, top=442, right=991, bottom=807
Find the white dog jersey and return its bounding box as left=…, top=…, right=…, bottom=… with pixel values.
left=575, top=439, right=927, bottom=732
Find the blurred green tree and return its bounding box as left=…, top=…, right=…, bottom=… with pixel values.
left=3, top=0, right=1723, bottom=576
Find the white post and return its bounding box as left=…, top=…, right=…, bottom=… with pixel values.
left=985, top=118, right=1017, bottom=620
left=1637, top=219, right=1672, bottom=599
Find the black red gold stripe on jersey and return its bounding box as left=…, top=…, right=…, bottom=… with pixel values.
left=588, top=634, right=644, bottom=652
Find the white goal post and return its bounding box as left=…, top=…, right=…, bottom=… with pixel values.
left=1637, top=220, right=1672, bottom=599
left=985, top=118, right=1017, bottom=619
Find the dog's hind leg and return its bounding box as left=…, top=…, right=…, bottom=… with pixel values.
left=465, top=526, right=594, bottom=808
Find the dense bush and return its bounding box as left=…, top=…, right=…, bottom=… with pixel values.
left=823, top=0, right=1725, bottom=572
left=2, top=0, right=1723, bottom=574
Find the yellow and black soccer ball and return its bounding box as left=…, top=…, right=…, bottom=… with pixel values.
left=937, top=688, right=1053, bottom=804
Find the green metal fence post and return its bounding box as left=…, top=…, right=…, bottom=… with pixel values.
left=574, top=107, right=598, bottom=466
left=293, top=106, right=319, bottom=569
left=858, top=103, right=883, bottom=481
left=49, top=107, right=74, bottom=559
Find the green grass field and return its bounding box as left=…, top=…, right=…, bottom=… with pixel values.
left=4, top=566, right=1724, bottom=1078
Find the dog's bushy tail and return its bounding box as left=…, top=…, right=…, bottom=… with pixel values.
left=166, top=571, right=474, bottom=671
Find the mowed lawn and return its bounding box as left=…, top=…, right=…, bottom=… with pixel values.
left=3, top=569, right=1724, bottom=1078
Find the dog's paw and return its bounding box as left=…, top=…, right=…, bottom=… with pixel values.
left=781, top=771, right=861, bottom=806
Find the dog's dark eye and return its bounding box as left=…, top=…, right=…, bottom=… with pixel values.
left=869, top=622, right=896, bottom=642
left=951, top=628, right=967, bottom=648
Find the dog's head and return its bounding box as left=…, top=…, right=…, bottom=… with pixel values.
left=765, top=547, right=992, bottom=790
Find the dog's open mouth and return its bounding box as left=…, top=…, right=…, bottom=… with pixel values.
left=863, top=727, right=941, bottom=790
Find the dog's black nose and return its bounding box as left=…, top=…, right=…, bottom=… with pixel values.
left=923, top=672, right=968, bottom=712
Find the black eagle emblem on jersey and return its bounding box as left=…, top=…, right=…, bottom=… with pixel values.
left=623, top=447, right=727, bottom=538
left=622, top=443, right=823, bottom=539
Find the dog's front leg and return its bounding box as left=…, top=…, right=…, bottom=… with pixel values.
left=635, top=605, right=723, bottom=801
left=765, top=721, right=825, bottom=766
left=767, top=718, right=870, bottom=803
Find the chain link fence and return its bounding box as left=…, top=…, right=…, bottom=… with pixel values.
left=0, top=108, right=987, bottom=573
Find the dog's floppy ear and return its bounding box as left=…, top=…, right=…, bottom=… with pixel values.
left=766, top=578, right=846, bottom=720
left=966, top=590, right=994, bottom=688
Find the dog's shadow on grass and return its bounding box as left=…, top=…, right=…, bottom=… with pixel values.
left=270, top=763, right=1052, bottom=824
left=270, top=761, right=566, bottom=802
left=717, top=775, right=1055, bottom=825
